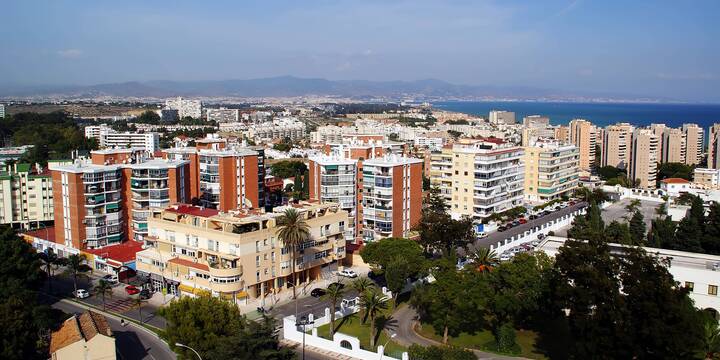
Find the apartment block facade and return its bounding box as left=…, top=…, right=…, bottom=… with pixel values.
left=489, top=110, right=516, bottom=125
left=568, top=119, right=598, bottom=173
left=523, top=139, right=580, bottom=202
left=100, top=132, right=160, bottom=152
left=693, top=168, right=720, bottom=189
left=308, top=155, right=359, bottom=241
left=629, top=129, right=660, bottom=189
left=430, top=139, right=524, bottom=221
left=661, top=127, right=686, bottom=163
left=0, top=163, right=55, bottom=228
left=683, top=124, right=704, bottom=166
left=709, top=124, right=720, bottom=169
left=602, top=123, right=634, bottom=169
left=165, top=97, right=202, bottom=119
left=135, top=202, right=348, bottom=300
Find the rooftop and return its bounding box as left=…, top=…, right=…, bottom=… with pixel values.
left=124, top=158, right=188, bottom=169
left=52, top=162, right=121, bottom=174
left=362, top=154, right=423, bottom=166
left=50, top=311, right=112, bottom=354
left=84, top=241, right=145, bottom=265
left=165, top=204, right=220, bottom=218
left=661, top=178, right=691, bottom=184
left=23, top=226, right=57, bottom=243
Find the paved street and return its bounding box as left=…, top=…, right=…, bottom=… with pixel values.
left=49, top=298, right=176, bottom=360
left=472, top=201, right=588, bottom=250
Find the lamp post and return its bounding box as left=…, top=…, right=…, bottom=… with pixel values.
left=295, top=317, right=315, bottom=360
left=379, top=333, right=397, bottom=360
left=175, top=343, right=202, bottom=360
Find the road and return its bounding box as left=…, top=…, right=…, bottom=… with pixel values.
left=50, top=298, right=176, bottom=360
left=472, top=202, right=588, bottom=250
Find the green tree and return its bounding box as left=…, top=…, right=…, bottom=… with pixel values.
left=269, top=160, right=307, bottom=179
left=598, top=165, right=624, bottom=180
left=657, top=162, right=693, bottom=182
left=496, top=322, right=518, bottom=353
left=38, top=248, right=62, bottom=294
left=701, top=316, right=720, bottom=360
left=206, top=316, right=295, bottom=359
left=360, top=288, right=389, bottom=348
left=425, top=186, right=448, bottom=214
left=625, top=199, right=642, bottom=214
left=359, top=237, right=426, bottom=277
left=675, top=215, right=704, bottom=253
left=94, top=280, right=113, bottom=311
left=407, top=344, right=476, bottom=360
left=703, top=202, right=720, bottom=254
left=384, top=258, right=412, bottom=304
left=415, top=212, right=475, bottom=257
left=649, top=215, right=677, bottom=249
left=470, top=247, right=498, bottom=273
left=63, top=254, right=91, bottom=294
left=321, top=283, right=346, bottom=337
left=136, top=110, right=161, bottom=124
left=351, top=276, right=375, bottom=295
left=605, top=220, right=632, bottom=244
left=276, top=208, right=310, bottom=300
left=628, top=210, right=646, bottom=245
left=134, top=296, right=147, bottom=323
left=302, top=170, right=309, bottom=199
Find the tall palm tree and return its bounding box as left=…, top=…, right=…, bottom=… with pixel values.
left=351, top=277, right=375, bottom=295
left=39, top=249, right=61, bottom=294
left=321, top=283, right=346, bottom=337
left=134, top=296, right=146, bottom=323
left=64, top=254, right=91, bottom=294
left=94, top=280, right=113, bottom=311
left=360, top=289, right=389, bottom=348
left=703, top=316, right=720, bottom=359
left=471, top=247, right=498, bottom=273
left=276, top=208, right=310, bottom=301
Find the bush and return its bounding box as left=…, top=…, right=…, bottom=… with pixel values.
left=408, top=344, right=475, bottom=360
left=496, top=322, right=518, bottom=354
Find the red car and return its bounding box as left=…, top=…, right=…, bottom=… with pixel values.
left=518, top=218, right=528, bottom=224
left=125, top=285, right=140, bottom=295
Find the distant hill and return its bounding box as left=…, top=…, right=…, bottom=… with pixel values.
left=0, top=76, right=660, bottom=101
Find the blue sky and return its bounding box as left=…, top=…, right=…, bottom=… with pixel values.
left=1, top=0, right=719, bottom=102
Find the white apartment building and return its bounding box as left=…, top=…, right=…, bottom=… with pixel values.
left=413, top=136, right=444, bottom=150
left=693, top=168, right=720, bottom=189
left=248, top=118, right=306, bottom=141
left=0, top=163, right=55, bottom=228
left=430, top=138, right=524, bottom=221
left=207, top=108, right=240, bottom=123
left=308, top=155, right=359, bottom=241
left=489, top=110, right=516, bottom=125
left=165, top=97, right=202, bottom=119
left=0, top=104, right=5, bottom=118
left=523, top=139, right=580, bottom=203
left=100, top=132, right=160, bottom=152
left=84, top=124, right=113, bottom=141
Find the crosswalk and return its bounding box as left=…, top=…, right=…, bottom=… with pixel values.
left=103, top=298, right=136, bottom=313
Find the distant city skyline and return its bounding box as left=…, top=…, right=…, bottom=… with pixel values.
left=1, top=1, right=719, bottom=102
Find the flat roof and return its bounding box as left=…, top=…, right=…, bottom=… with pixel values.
left=362, top=155, right=423, bottom=166
left=52, top=162, right=121, bottom=174
left=309, top=154, right=357, bottom=166
left=84, top=241, right=144, bottom=264
left=165, top=204, right=220, bottom=218
left=124, top=158, right=188, bottom=169
left=23, top=226, right=57, bottom=243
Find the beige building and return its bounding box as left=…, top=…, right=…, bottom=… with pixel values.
left=489, top=110, right=516, bottom=125
left=709, top=124, right=720, bottom=169
left=568, top=119, right=599, bottom=173
left=0, top=163, right=57, bottom=228
left=661, top=127, right=686, bottom=163
left=683, top=124, right=704, bottom=166
left=602, top=123, right=634, bottom=169
left=693, top=168, right=720, bottom=189
left=50, top=311, right=116, bottom=360
left=135, top=202, right=348, bottom=301
left=554, top=125, right=570, bottom=143
left=429, top=138, right=524, bottom=220
left=523, top=139, right=580, bottom=203
left=629, top=129, right=660, bottom=189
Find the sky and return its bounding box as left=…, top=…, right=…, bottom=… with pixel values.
left=1, top=0, right=719, bottom=102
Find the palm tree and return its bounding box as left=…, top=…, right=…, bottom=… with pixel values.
left=64, top=254, right=91, bottom=294
left=134, top=296, right=146, bottom=323
left=276, top=208, right=310, bottom=301
left=351, top=277, right=375, bottom=295
left=39, top=248, right=61, bottom=294
left=360, top=289, right=389, bottom=348
left=471, top=247, right=498, bottom=273
left=703, top=316, right=720, bottom=359
left=625, top=199, right=642, bottom=214
left=94, top=280, right=113, bottom=311
left=321, top=283, right=346, bottom=337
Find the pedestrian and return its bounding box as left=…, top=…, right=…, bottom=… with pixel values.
left=120, top=318, right=126, bottom=327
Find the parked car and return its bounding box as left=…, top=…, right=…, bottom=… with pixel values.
left=497, top=225, right=507, bottom=232
left=311, top=288, right=327, bottom=298
left=569, top=201, right=576, bottom=206
left=511, top=220, right=520, bottom=227
left=73, top=289, right=90, bottom=299
left=518, top=218, right=528, bottom=224
left=499, top=254, right=512, bottom=262
left=139, top=289, right=151, bottom=300
left=102, top=274, right=119, bottom=284
left=338, top=269, right=358, bottom=278
left=125, top=285, right=140, bottom=295
left=477, top=232, right=488, bottom=239
left=537, top=233, right=546, bottom=240
left=529, top=214, right=538, bottom=220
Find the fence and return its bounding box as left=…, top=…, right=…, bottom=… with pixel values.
left=282, top=301, right=409, bottom=360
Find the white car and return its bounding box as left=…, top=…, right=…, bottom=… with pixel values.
left=477, top=232, right=488, bottom=239
left=499, top=254, right=512, bottom=262
left=101, top=274, right=119, bottom=284
left=338, top=269, right=358, bottom=278
left=73, top=289, right=90, bottom=299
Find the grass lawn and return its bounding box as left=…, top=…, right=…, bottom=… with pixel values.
left=416, top=323, right=548, bottom=360
left=315, top=312, right=407, bottom=358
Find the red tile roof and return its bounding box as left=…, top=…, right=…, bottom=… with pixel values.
left=84, top=241, right=144, bottom=265
left=661, top=178, right=690, bottom=184
left=166, top=204, right=220, bottom=218
left=50, top=311, right=112, bottom=354
left=168, top=257, right=210, bottom=271
left=23, top=226, right=57, bottom=243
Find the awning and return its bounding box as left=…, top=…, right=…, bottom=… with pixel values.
left=178, top=284, right=210, bottom=296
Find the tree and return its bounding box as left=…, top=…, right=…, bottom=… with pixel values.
left=628, top=210, right=646, bottom=245
left=657, top=162, right=693, bottom=182
left=649, top=215, right=677, bottom=249
left=360, top=288, right=389, bottom=348
left=0, top=226, right=43, bottom=296
left=675, top=215, right=704, bottom=253
left=470, top=247, right=498, bottom=273
left=625, top=199, right=642, bottom=214
left=384, top=258, right=412, bottom=304
left=302, top=170, right=309, bottom=199
left=598, top=165, right=624, bottom=180
left=701, top=316, right=720, bottom=360
left=94, top=280, right=113, bottom=311
left=206, top=316, right=295, bottom=360
left=321, top=283, right=346, bottom=337
left=425, top=186, right=448, bottom=214
left=270, top=160, right=307, bottom=179
left=63, top=254, right=91, bottom=294
left=567, top=202, right=604, bottom=241
left=134, top=296, right=147, bottom=323
left=351, top=277, right=375, bottom=295
left=407, top=344, right=476, bottom=360
left=703, top=202, right=720, bottom=254
left=276, top=208, right=310, bottom=300
left=605, top=220, right=632, bottom=245
left=136, top=110, right=161, bottom=124
left=360, top=237, right=426, bottom=278
left=416, top=212, right=475, bottom=257
left=38, top=248, right=61, bottom=294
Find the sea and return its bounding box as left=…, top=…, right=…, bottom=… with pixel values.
left=434, top=101, right=720, bottom=129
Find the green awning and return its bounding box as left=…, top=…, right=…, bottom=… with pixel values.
left=106, top=202, right=120, bottom=210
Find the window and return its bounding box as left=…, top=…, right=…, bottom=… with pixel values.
left=685, top=281, right=694, bottom=292
left=709, top=285, right=718, bottom=296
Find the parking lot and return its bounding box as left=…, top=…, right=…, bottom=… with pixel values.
left=554, top=198, right=661, bottom=237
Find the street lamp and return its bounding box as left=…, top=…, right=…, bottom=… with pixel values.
left=379, top=333, right=397, bottom=360
left=295, top=317, right=315, bottom=360
left=175, top=343, right=202, bottom=360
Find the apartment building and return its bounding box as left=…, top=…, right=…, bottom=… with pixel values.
left=135, top=202, right=348, bottom=300
left=207, top=108, right=240, bottom=123
left=100, top=132, right=160, bottom=152
left=84, top=124, right=113, bottom=141
left=197, top=149, right=259, bottom=211
left=522, top=115, right=550, bottom=128
left=692, top=168, right=720, bottom=189
left=247, top=119, right=306, bottom=141
left=489, top=110, right=516, bottom=125
left=661, top=127, right=686, bottom=163
left=629, top=129, right=660, bottom=189
left=429, top=139, right=524, bottom=221
left=165, top=97, right=202, bottom=119
left=308, top=155, right=359, bottom=242
left=709, top=124, right=720, bottom=169
left=568, top=119, right=598, bottom=173
left=683, top=124, right=704, bottom=166
left=554, top=125, right=570, bottom=143
left=602, top=123, right=634, bottom=169
left=521, top=126, right=556, bottom=146
left=361, top=155, right=423, bottom=241
left=0, top=163, right=55, bottom=228
left=523, top=139, right=580, bottom=203
left=0, top=104, right=5, bottom=118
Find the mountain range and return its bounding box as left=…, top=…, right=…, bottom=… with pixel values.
left=0, top=76, right=662, bottom=101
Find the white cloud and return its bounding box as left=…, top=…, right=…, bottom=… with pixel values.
left=57, top=49, right=83, bottom=58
